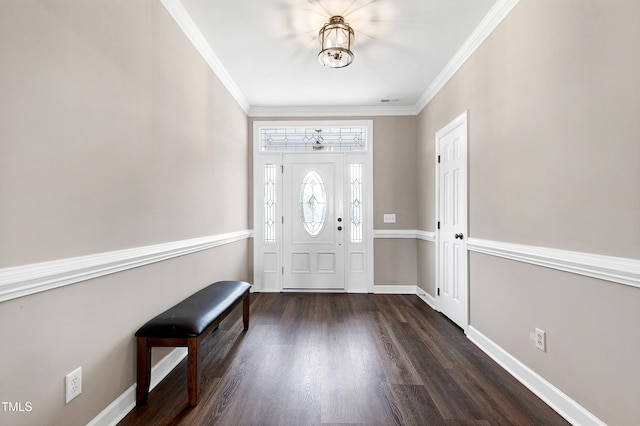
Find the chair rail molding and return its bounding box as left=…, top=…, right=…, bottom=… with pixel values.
left=0, top=230, right=253, bottom=303
left=467, top=237, right=640, bottom=289
left=374, top=229, right=436, bottom=241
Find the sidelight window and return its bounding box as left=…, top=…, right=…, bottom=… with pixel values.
left=350, top=163, right=363, bottom=243
left=264, top=164, right=277, bottom=242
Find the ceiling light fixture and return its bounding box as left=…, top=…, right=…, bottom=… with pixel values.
left=318, top=16, right=354, bottom=68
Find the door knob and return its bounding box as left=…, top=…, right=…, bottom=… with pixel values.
left=337, top=226, right=343, bottom=231
left=455, top=233, right=464, bottom=239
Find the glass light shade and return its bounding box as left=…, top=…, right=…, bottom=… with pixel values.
left=318, top=16, right=354, bottom=68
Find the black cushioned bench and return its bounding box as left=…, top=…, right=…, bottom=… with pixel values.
left=135, top=280, right=251, bottom=406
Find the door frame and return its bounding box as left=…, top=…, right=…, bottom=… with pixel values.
left=252, top=120, right=374, bottom=293
left=435, top=111, right=469, bottom=331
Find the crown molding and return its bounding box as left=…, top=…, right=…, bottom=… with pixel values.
left=248, top=104, right=420, bottom=118
left=415, top=0, right=521, bottom=113
left=162, top=0, right=520, bottom=118
left=160, top=0, right=250, bottom=114
left=245, top=0, right=521, bottom=117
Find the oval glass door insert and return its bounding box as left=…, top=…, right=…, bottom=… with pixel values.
left=299, top=171, right=327, bottom=236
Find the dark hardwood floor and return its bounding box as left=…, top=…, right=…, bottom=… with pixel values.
left=119, top=293, right=569, bottom=425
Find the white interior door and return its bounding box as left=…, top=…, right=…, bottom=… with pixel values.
left=283, top=154, right=345, bottom=290
left=437, top=112, right=468, bottom=330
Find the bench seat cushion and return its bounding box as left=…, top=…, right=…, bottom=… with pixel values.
left=135, top=280, right=251, bottom=338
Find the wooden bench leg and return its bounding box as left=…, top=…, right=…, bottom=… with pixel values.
left=136, top=337, right=151, bottom=406
left=243, top=292, right=250, bottom=331
left=187, top=337, right=200, bottom=406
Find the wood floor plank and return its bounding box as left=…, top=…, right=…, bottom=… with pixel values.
left=385, top=320, right=485, bottom=421
left=280, top=363, right=322, bottom=425
left=320, top=321, right=364, bottom=424
left=391, top=384, right=444, bottom=425
left=118, top=293, right=569, bottom=426
left=346, top=323, right=405, bottom=425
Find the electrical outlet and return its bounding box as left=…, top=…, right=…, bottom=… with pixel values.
left=65, top=367, right=82, bottom=403
left=534, top=328, right=546, bottom=352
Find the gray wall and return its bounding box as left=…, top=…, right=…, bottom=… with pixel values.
left=417, top=1, right=640, bottom=424
left=0, top=1, right=250, bottom=425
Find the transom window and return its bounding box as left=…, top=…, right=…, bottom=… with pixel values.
left=259, top=126, right=367, bottom=152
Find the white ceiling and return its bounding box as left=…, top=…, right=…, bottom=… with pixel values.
left=176, top=0, right=501, bottom=116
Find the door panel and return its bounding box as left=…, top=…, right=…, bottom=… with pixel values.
left=437, top=112, right=468, bottom=330
left=283, top=154, right=345, bottom=289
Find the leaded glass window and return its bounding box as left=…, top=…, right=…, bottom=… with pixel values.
left=350, top=163, right=363, bottom=243
left=260, top=126, right=367, bottom=152
left=264, top=164, right=277, bottom=242
left=299, top=171, right=327, bottom=237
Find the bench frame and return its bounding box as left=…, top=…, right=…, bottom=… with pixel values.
left=135, top=288, right=250, bottom=407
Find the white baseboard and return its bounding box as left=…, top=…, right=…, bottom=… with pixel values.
left=88, top=348, right=188, bottom=426
left=416, top=286, right=437, bottom=310
left=373, top=284, right=417, bottom=294
left=466, top=326, right=606, bottom=426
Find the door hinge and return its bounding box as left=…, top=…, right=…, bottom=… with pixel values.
left=282, top=216, right=284, bottom=224
left=281, top=165, right=284, bottom=173
left=437, top=221, right=440, bottom=230
left=437, top=288, right=440, bottom=296
left=282, top=266, right=284, bottom=275
left=437, top=155, right=441, bottom=164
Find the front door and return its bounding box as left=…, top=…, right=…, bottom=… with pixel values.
left=437, top=112, right=468, bottom=330
left=283, top=154, right=345, bottom=290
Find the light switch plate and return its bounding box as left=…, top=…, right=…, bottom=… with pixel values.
left=383, top=214, right=396, bottom=223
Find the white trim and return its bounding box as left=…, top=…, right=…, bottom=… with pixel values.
left=248, top=105, right=420, bottom=118
left=88, top=348, right=188, bottom=426
left=373, top=285, right=417, bottom=294
left=374, top=229, right=420, bottom=239
left=373, top=229, right=436, bottom=241
left=0, top=230, right=253, bottom=303
left=160, top=0, right=250, bottom=114
left=416, top=230, right=436, bottom=242
left=467, top=327, right=606, bottom=426
left=416, top=0, right=521, bottom=113
left=467, top=238, right=640, bottom=289
left=370, top=232, right=640, bottom=289
left=416, top=286, right=437, bottom=310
